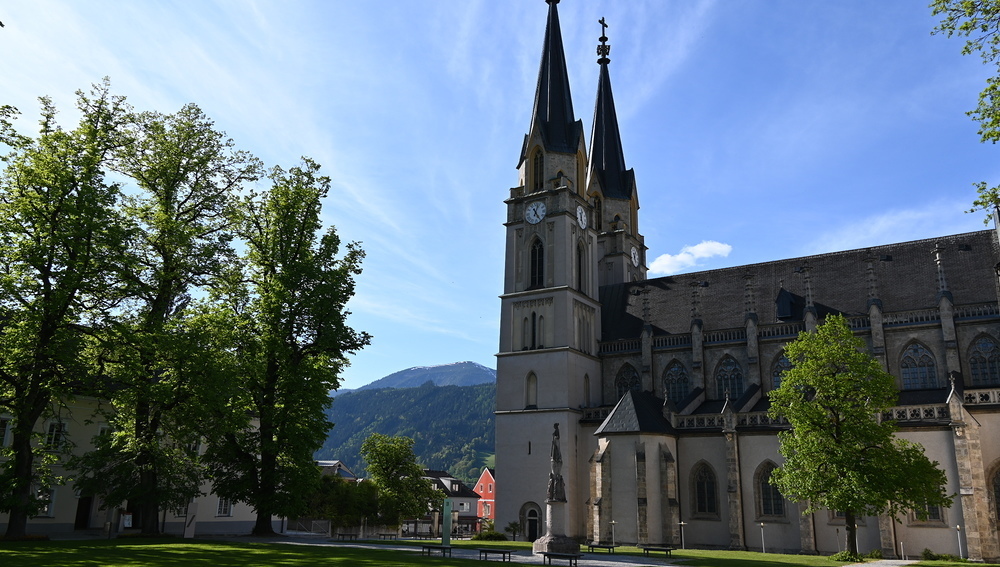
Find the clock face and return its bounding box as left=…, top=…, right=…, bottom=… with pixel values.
left=525, top=201, right=546, bottom=224
left=576, top=205, right=587, bottom=229
left=631, top=246, right=640, bottom=267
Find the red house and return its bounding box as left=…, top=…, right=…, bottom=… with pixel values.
left=473, top=467, right=495, bottom=526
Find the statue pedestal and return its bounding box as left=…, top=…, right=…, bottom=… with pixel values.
left=532, top=500, right=579, bottom=555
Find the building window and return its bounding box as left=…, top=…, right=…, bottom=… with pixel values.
left=46, top=421, right=67, bottom=450
left=478, top=484, right=483, bottom=492
left=756, top=462, right=784, bottom=518
left=484, top=503, right=491, bottom=516
left=615, top=364, right=641, bottom=399
left=525, top=373, right=538, bottom=409
left=532, top=149, right=544, bottom=191
left=35, top=487, right=55, bottom=518
left=576, top=242, right=585, bottom=292
left=488, top=483, right=493, bottom=493
left=692, top=462, right=718, bottom=517
left=772, top=355, right=791, bottom=391
left=0, top=417, right=10, bottom=447
left=901, top=343, right=939, bottom=390
left=715, top=356, right=745, bottom=399
left=217, top=497, right=233, bottom=517
left=909, top=502, right=946, bottom=525
left=970, top=336, right=1000, bottom=386
left=529, top=239, right=544, bottom=289
left=662, top=361, right=690, bottom=402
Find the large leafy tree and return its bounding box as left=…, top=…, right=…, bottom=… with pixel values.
left=0, top=83, right=131, bottom=537
left=302, top=474, right=379, bottom=530
left=931, top=0, right=1000, bottom=219
left=360, top=433, right=441, bottom=528
left=768, top=315, right=952, bottom=556
left=74, top=103, right=262, bottom=535
left=202, top=159, right=370, bottom=535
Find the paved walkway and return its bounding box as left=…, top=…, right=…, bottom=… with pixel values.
left=246, top=535, right=674, bottom=566
left=843, top=562, right=917, bottom=567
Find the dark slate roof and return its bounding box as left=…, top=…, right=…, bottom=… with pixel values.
left=520, top=0, right=583, bottom=165
left=601, top=230, right=999, bottom=340
left=423, top=470, right=479, bottom=499
left=587, top=56, right=634, bottom=200
left=595, top=390, right=675, bottom=435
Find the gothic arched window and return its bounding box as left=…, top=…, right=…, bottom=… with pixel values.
left=970, top=336, right=1000, bottom=387
left=992, top=467, right=1000, bottom=522
left=692, top=462, right=718, bottom=517
left=529, top=239, right=544, bottom=289
left=615, top=364, right=641, bottom=399
left=576, top=242, right=586, bottom=293
left=715, top=356, right=745, bottom=399
left=756, top=461, right=784, bottom=518
left=901, top=343, right=939, bottom=390
left=772, top=355, right=792, bottom=391
left=663, top=360, right=690, bottom=402
left=532, top=149, right=544, bottom=192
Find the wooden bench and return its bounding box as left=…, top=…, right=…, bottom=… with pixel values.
left=587, top=542, right=617, bottom=553
left=421, top=544, right=453, bottom=557
left=335, top=533, right=357, bottom=541
left=477, top=547, right=512, bottom=561
left=540, top=551, right=583, bottom=566
left=378, top=533, right=397, bottom=540
left=639, top=545, right=676, bottom=557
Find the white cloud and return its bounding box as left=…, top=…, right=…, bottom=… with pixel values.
left=649, top=240, right=732, bottom=275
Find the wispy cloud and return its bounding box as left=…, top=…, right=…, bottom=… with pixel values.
left=803, top=199, right=986, bottom=255
left=649, top=240, right=732, bottom=275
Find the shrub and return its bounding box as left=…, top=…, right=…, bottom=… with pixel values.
left=864, top=548, right=883, bottom=559
left=922, top=548, right=938, bottom=560
left=471, top=531, right=507, bottom=541
left=830, top=550, right=863, bottom=562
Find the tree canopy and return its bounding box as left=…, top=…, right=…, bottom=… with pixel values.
left=360, top=433, right=441, bottom=528
left=768, top=315, right=952, bottom=556
left=932, top=0, right=1000, bottom=219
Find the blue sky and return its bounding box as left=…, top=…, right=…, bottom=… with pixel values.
left=2, top=1, right=997, bottom=390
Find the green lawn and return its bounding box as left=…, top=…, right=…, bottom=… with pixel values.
left=0, top=538, right=995, bottom=567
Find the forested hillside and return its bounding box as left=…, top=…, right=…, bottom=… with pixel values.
left=316, top=382, right=495, bottom=485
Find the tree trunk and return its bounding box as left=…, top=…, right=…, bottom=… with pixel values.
left=845, top=511, right=858, bottom=555
left=3, top=393, right=49, bottom=538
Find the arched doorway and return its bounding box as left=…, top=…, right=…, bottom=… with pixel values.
left=519, top=502, right=542, bottom=542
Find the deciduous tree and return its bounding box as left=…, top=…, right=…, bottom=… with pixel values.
left=360, top=433, right=441, bottom=528
left=0, top=82, right=130, bottom=537
left=768, top=315, right=952, bottom=556
left=932, top=0, right=1000, bottom=219
left=202, top=159, right=370, bottom=535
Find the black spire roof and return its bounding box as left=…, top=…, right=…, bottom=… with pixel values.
left=587, top=26, right=635, bottom=200
left=520, top=0, right=583, bottom=165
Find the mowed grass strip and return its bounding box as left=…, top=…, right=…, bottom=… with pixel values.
left=0, top=539, right=526, bottom=567
left=2, top=538, right=997, bottom=567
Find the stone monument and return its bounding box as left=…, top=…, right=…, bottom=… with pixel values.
left=532, top=423, right=580, bottom=554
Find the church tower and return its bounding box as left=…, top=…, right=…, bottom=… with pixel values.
left=495, top=0, right=602, bottom=541
left=587, top=22, right=646, bottom=286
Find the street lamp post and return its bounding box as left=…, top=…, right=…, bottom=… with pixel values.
left=678, top=521, right=687, bottom=549
left=760, top=522, right=766, bottom=553
left=610, top=520, right=617, bottom=547
left=956, top=525, right=964, bottom=559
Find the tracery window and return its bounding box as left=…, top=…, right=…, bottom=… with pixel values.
left=772, top=355, right=792, bottom=391
left=970, top=336, right=1000, bottom=386
left=900, top=343, right=939, bottom=390
left=529, top=239, right=544, bottom=289
left=615, top=364, right=641, bottom=399
left=756, top=462, right=784, bottom=518
left=532, top=149, right=544, bottom=191
left=715, top=356, right=745, bottom=399
left=692, top=462, right=718, bottom=516
left=663, top=360, right=690, bottom=402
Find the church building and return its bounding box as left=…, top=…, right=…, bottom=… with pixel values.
left=494, top=1, right=1000, bottom=561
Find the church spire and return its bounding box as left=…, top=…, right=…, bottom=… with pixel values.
left=587, top=19, right=634, bottom=200
left=521, top=0, right=582, bottom=164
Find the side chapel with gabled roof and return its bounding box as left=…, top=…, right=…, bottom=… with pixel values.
left=495, top=1, right=1000, bottom=561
